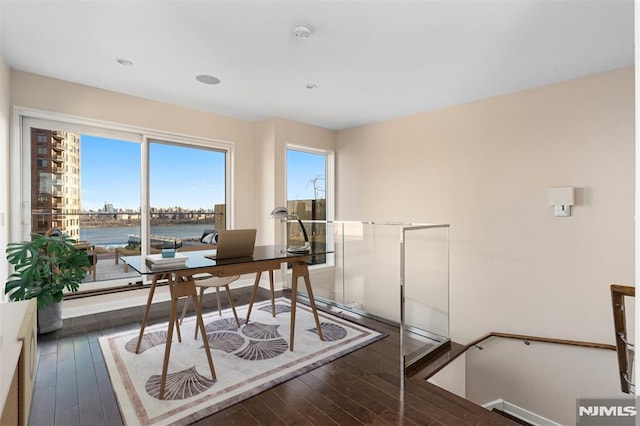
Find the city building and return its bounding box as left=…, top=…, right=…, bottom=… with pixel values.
left=30, top=128, right=81, bottom=239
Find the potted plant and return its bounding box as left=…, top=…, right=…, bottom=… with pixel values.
left=5, top=232, right=90, bottom=333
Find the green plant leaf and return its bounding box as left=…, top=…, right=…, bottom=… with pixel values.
left=5, top=233, right=89, bottom=308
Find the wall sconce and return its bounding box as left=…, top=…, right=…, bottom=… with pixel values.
left=548, top=187, right=575, bottom=217
left=271, top=206, right=310, bottom=252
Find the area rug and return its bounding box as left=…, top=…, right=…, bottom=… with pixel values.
left=99, top=298, right=385, bottom=425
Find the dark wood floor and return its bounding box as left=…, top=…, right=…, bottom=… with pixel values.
left=29, top=287, right=516, bottom=425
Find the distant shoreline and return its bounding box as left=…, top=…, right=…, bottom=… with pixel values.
left=80, top=223, right=208, bottom=248
left=79, top=219, right=215, bottom=229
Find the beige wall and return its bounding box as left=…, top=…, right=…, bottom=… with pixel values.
left=255, top=118, right=278, bottom=245
left=0, top=55, right=10, bottom=302
left=336, top=67, right=634, bottom=422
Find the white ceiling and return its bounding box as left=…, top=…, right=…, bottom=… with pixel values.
left=0, top=0, right=634, bottom=130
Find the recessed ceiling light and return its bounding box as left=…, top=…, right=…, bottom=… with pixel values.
left=305, top=83, right=318, bottom=90
left=116, top=58, right=133, bottom=66
left=293, top=24, right=313, bottom=40
left=196, top=75, right=221, bottom=85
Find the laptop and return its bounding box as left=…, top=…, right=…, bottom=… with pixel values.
left=208, top=229, right=257, bottom=260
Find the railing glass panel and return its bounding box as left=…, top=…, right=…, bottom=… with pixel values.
left=402, top=225, right=450, bottom=370
left=290, top=220, right=450, bottom=376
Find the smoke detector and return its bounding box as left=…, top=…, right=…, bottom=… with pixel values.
left=293, top=24, right=313, bottom=40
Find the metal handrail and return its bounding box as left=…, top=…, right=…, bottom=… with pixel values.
left=465, top=332, right=616, bottom=352
left=611, top=284, right=635, bottom=394
left=416, top=330, right=615, bottom=382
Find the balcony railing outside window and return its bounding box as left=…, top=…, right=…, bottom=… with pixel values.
left=30, top=210, right=225, bottom=292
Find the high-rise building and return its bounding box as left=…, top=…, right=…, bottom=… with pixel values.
left=31, top=128, right=81, bottom=240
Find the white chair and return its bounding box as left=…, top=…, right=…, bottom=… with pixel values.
left=177, top=244, right=241, bottom=337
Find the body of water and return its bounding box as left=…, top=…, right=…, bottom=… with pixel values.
left=80, top=224, right=209, bottom=248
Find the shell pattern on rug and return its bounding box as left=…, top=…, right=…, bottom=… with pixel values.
left=308, top=322, right=348, bottom=341
left=141, top=304, right=349, bottom=400
left=205, top=317, right=245, bottom=334
left=204, top=331, right=245, bottom=353
left=203, top=321, right=286, bottom=360
left=125, top=331, right=168, bottom=354
left=243, top=322, right=281, bottom=339
left=258, top=303, right=291, bottom=316
left=234, top=338, right=289, bottom=361
left=145, top=366, right=216, bottom=400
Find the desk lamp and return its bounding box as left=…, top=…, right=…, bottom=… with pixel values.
left=271, top=206, right=310, bottom=253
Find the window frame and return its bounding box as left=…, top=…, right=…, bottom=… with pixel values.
left=11, top=107, right=235, bottom=289
left=285, top=143, right=335, bottom=223
left=285, top=143, right=335, bottom=271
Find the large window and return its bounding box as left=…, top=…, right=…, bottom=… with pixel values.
left=286, top=147, right=332, bottom=263
left=78, top=134, right=141, bottom=254
left=21, top=115, right=231, bottom=293
left=149, top=140, right=227, bottom=247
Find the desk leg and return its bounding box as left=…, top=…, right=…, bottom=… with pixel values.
left=135, top=273, right=161, bottom=354
left=159, top=273, right=178, bottom=400
left=289, top=266, right=299, bottom=351
left=194, top=287, right=204, bottom=339
left=173, top=273, right=183, bottom=343
left=159, top=274, right=216, bottom=399
left=269, top=269, right=276, bottom=317
left=192, top=291, right=216, bottom=381
left=246, top=270, right=277, bottom=322
left=245, top=271, right=262, bottom=323
left=215, top=287, right=222, bottom=316
left=289, top=261, right=323, bottom=351
left=175, top=309, right=182, bottom=343
left=302, top=267, right=324, bottom=342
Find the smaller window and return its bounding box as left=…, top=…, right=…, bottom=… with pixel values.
left=286, top=147, right=330, bottom=265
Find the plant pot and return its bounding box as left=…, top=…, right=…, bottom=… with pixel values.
left=37, top=301, right=63, bottom=334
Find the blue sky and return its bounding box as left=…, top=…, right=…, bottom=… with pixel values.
left=287, top=149, right=326, bottom=200
left=80, top=136, right=325, bottom=211
left=80, top=135, right=140, bottom=211
left=149, top=142, right=225, bottom=209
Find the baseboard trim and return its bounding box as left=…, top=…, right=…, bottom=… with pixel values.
left=482, top=399, right=561, bottom=426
